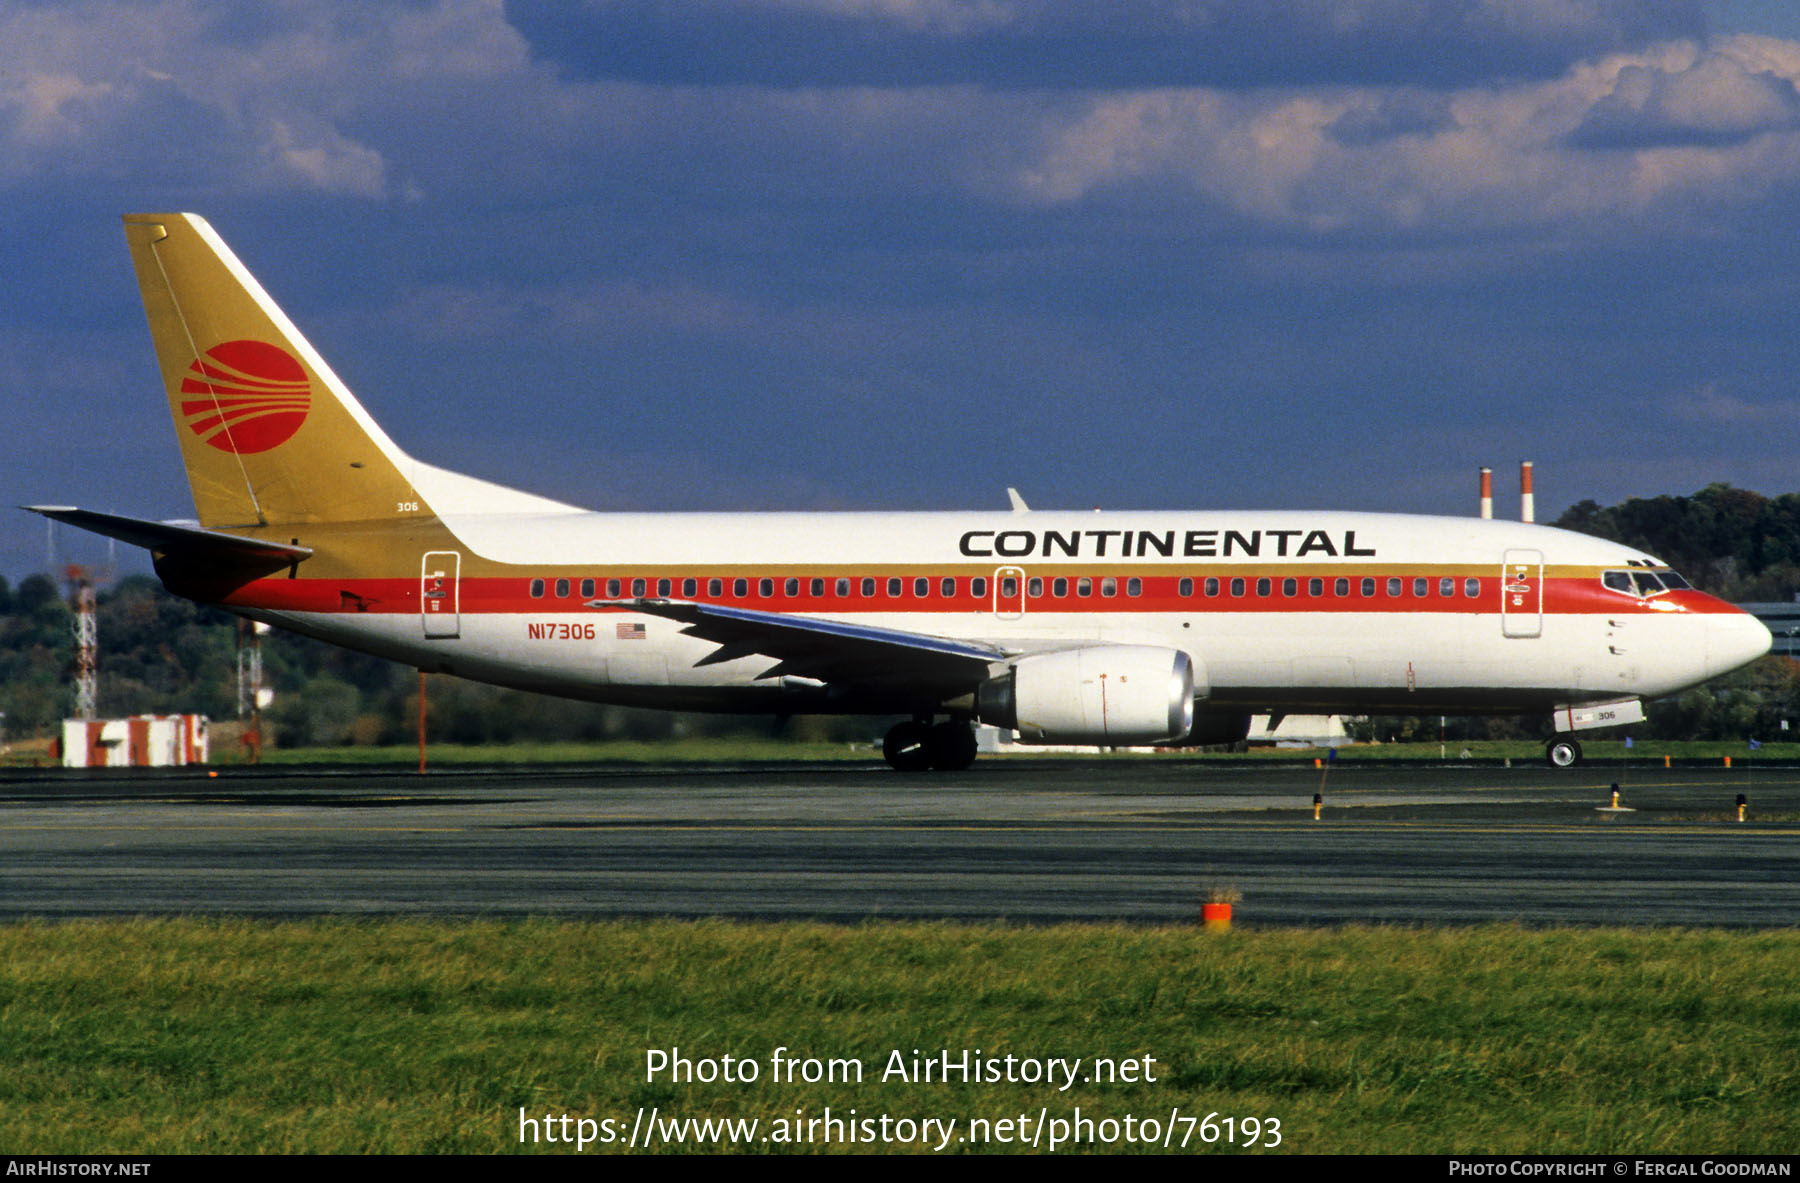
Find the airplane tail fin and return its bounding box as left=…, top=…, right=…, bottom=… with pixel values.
left=123, top=213, right=424, bottom=530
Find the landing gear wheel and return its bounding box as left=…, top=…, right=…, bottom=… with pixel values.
left=883, top=721, right=933, bottom=772
left=1545, top=738, right=1583, bottom=768
left=927, top=721, right=978, bottom=771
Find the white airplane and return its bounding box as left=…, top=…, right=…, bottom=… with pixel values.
left=28, top=214, right=1772, bottom=770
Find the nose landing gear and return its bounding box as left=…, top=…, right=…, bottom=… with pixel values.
left=883, top=718, right=978, bottom=771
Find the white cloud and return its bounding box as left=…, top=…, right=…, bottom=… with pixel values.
left=265, top=118, right=386, bottom=198
left=0, top=0, right=534, bottom=197
left=759, top=0, right=1019, bottom=35
left=1668, top=382, right=1800, bottom=427
left=0, top=0, right=1793, bottom=246
left=992, top=35, right=1800, bottom=234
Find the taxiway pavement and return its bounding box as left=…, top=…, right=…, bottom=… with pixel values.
left=3, top=759, right=1796, bottom=926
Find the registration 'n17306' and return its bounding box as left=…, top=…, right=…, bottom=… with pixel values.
left=528, top=622, right=597, bottom=641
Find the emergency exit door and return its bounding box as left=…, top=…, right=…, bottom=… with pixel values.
left=421, top=551, right=461, bottom=638
left=1500, top=549, right=1542, bottom=638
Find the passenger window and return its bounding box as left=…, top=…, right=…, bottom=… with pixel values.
left=708, top=578, right=723, bottom=597
left=915, top=577, right=929, bottom=597
left=1230, top=578, right=1245, bottom=597
left=1126, top=577, right=1141, bottom=596
left=1077, top=577, right=1093, bottom=597
left=1439, top=578, right=1454, bottom=597
left=1028, top=577, right=1044, bottom=597
left=1002, top=577, right=1019, bottom=597
left=608, top=578, right=622, bottom=598
left=1387, top=577, right=1402, bottom=597
left=1205, top=577, right=1219, bottom=596
left=861, top=577, right=875, bottom=597
left=760, top=578, right=775, bottom=597
left=657, top=578, right=671, bottom=597
left=837, top=578, right=850, bottom=597
left=1335, top=578, right=1349, bottom=596
left=811, top=578, right=824, bottom=596
left=630, top=578, right=644, bottom=596
left=942, top=577, right=955, bottom=598
left=1053, top=577, right=1068, bottom=597
left=529, top=578, right=544, bottom=598
left=734, top=578, right=748, bottom=597
left=1256, top=578, right=1270, bottom=597
left=682, top=578, right=696, bottom=597
left=1101, top=577, right=1117, bottom=597
left=1464, top=577, right=1479, bottom=597
left=785, top=577, right=799, bottom=596
left=1309, top=578, right=1322, bottom=597
left=1282, top=577, right=1297, bottom=597
left=887, top=577, right=902, bottom=597
left=1361, top=577, right=1375, bottom=597
left=972, top=577, right=987, bottom=597
left=581, top=578, right=595, bottom=598
left=1179, top=577, right=1193, bottom=596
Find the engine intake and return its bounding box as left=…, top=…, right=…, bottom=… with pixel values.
left=976, top=646, right=1195, bottom=744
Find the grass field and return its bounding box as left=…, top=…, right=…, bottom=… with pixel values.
left=3, top=919, right=1797, bottom=1155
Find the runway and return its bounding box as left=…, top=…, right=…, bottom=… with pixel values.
left=3, top=759, right=1798, bottom=926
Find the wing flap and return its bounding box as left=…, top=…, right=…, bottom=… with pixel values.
left=590, top=598, right=1005, bottom=692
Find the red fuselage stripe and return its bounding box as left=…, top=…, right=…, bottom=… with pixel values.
left=221, top=575, right=1745, bottom=618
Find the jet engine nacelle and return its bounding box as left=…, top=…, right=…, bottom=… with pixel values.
left=977, top=646, right=1195, bottom=744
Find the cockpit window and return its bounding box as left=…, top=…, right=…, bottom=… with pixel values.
left=1604, top=568, right=1691, bottom=597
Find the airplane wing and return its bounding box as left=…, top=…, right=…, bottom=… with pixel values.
left=589, top=598, right=1006, bottom=692
left=24, top=506, right=313, bottom=565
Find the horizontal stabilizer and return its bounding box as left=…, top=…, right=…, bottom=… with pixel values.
left=24, top=506, right=313, bottom=564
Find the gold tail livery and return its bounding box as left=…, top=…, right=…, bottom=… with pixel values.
left=27, top=214, right=1772, bottom=770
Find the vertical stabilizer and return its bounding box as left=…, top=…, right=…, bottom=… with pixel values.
left=123, top=213, right=425, bottom=529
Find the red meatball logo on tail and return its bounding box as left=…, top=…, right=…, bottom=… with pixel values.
left=180, top=341, right=311, bottom=454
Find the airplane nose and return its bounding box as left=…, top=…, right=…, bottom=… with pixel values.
left=1706, top=612, right=1773, bottom=680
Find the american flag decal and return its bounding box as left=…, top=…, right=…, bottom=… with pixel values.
left=617, top=623, right=646, bottom=640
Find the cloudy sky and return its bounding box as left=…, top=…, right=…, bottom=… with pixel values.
left=7, top=0, right=1800, bottom=578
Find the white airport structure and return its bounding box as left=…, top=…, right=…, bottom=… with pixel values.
left=61, top=715, right=209, bottom=768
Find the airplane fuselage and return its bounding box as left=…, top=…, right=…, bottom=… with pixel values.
left=162, top=506, right=1769, bottom=723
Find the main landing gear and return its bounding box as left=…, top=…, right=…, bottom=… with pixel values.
left=883, top=717, right=978, bottom=772
left=1545, top=737, right=1583, bottom=768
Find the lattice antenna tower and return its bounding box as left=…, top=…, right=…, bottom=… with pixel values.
left=61, top=535, right=116, bottom=722
left=65, top=565, right=100, bottom=720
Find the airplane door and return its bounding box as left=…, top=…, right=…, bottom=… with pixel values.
left=1501, top=549, right=1542, bottom=639
left=421, top=551, right=461, bottom=639
left=993, top=566, right=1025, bottom=621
